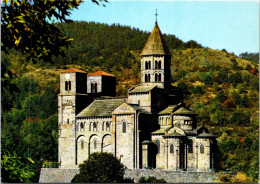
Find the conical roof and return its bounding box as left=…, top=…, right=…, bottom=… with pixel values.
left=141, top=23, right=171, bottom=56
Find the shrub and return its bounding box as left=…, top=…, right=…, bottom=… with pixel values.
left=192, top=86, right=203, bottom=94
left=229, top=110, right=250, bottom=126
left=71, top=152, right=133, bottom=183
left=177, top=82, right=188, bottom=93
left=215, top=90, right=226, bottom=103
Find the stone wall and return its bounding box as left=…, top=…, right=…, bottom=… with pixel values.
left=39, top=168, right=225, bottom=183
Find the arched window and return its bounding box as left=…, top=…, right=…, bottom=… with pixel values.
left=93, top=122, right=97, bottom=131
left=65, top=81, right=68, bottom=91
left=148, top=74, right=150, bottom=82
left=188, top=139, right=193, bottom=153
left=155, top=60, right=158, bottom=69
left=94, top=139, right=97, bottom=149
left=95, top=83, right=97, bottom=93
left=158, top=61, right=161, bottom=69
left=158, top=74, right=161, bottom=82
left=170, top=144, right=174, bottom=154
left=67, top=119, right=69, bottom=124
left=145, top=74, right=147, bottom=82
left=122, top=122, right=126, bottom=133
left=155, top=73, right=158, bottom=82
left=102, top=122, right=104, bottom=131
left=200, top=144, right=204, bottom=154
left=81, top=140, right=84, bottom=149
left=148, top=61, right=151, bottom=69
left=80, top=123, right=84, bottom=131
left=156, top=140, right=160, bottom=153
left=106, top=122, right=110, bottom=131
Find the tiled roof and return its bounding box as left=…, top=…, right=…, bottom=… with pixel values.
left=141, top=23, right=171, bottom=56
left=151, top=126, right=170, bottom=134
left=129, top=85, right=156, bottom=93
left=88, top=71, right=115, bottom=77
left=60, top=68, right=87, bottom=73
left=197, top=132, right=217, bottom=138
left=159, top=105, right=179, bottom=114
left=76, top=98, right=126, bottom=117
left=173, top=107, right=196, bottom=115
left=128, top=104, right=151, bottom=114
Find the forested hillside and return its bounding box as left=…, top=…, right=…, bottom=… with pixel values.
left=2, top=21, right=259, bottom=183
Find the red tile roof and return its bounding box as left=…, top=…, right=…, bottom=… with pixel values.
left=60, top=68, right=87, bottom=73
left=88, top=71, right=115, bottom=77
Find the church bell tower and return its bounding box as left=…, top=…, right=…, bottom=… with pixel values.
left=140, top=12, right=171, bottom=89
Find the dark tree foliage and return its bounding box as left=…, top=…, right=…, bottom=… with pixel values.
left=71, top=152, right=133, bottom=183
left=229, top=72, right=242, bottom=87
left=229, top=110, right=250, bottom=126
left=215, top=90, right=226, bottom=103
left=216, top=69, right=229, bottom=84
left=239, top=52, right=259, bottom=64
left=177, top=82, right=188, bottom=94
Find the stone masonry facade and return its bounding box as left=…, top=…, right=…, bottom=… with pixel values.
left=57, top=21, right=218, bottom=173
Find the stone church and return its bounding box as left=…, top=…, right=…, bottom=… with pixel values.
left=58, top=21, right=217, bottom=172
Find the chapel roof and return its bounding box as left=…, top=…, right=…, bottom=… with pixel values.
left=197, top=131, right=217, bottom=138
left=141, top=23, right=171, bottom=56
left=173, top=107, right=197, bottom=115
left=151, top=126, right=171, bottom=135
left=76, top=98, right=126, bottom=117
left=128, top=104, right=151, bottom=114
left=163, top=132, right=186, bottom=137
left=60, top=68, right=87, bottom=73
left=88, top=70, right=115, bottom=77
left=128, top=85, right=156, bottom=93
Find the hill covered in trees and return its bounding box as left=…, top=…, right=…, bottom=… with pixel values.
left=2, top=21, right=259, bottom=183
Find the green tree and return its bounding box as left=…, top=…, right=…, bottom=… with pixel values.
left=192, top=86, right=203, bottom=94
left=177, top=82, right=188, bottom=93
left=215, top=90, right=226, bottom=103
left=229, top=72, right=242, bottom=87
left=71, top=152, right=132, bottom=183
left=230, top=91, right=241, bottom=106
left=241, top=94, right=249, bottom=107
left=229, top=110, right=250, bottom=126
left=210, top=110, right=225, bottom=126
left=1, top=151, right=35, bottom=183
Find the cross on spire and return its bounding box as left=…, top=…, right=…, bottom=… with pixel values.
left=155, top=9, right=158, bottom=24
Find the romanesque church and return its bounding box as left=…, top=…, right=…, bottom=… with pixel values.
left=58, top=21, right=217, bottom=172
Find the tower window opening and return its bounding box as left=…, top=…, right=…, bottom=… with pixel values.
left=106, top=122, right=110, bottom=131
left=67, top=119, right=69, bottom=124
left=91, top=83, right=95, bottom=93
left=148, top=74, right=150, bottom=82
left=95, top=83, right=97, bottom=93
left=65, top=81, right=68, bottom=91
left=148, top=61, right=151, bottom=69
left=158, top=61, right=161, bottom=69
left=155, top=73, right=158, bottom=82
left=80, top=123, right=84, bottom=131
left=170, top=144, right=174, bottom=154
left=155, top=60, right=158, bottom=69
left=158, top=73, right=161, bottom=82
left=93, top=122, right=97, bottom=131
left=68, top=81, right=71, bottom=90
left=102, top=122, right=105, bottom=131
left=122, top=121, right=126, bottom=133
left=156, top=140, right=160, bottom=154
left=89, top=122, right=92, bottom=131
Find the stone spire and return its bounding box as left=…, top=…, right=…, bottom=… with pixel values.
left=141, top=23, right=171, bottom=56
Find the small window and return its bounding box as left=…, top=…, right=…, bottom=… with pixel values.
left=155, top=73, right=158, bottom=82
left=91, top=83, right=95, bottom=93
left=68, top=81, right=71, bottom=90
left=102, top=122, right=105, bottom=131
left=94, top=139, right=97, bottom=149
left=200, top=144, right=204, bottom=154
left=170, top=144, right=174, bottom=154
left=89, top=122, right=92, bottom=131
left=156, top=140, right=160, bottom=153
left=188, top=139, right=193, bottom=153
left=67, top=119, right=69, bottom=124
left=80, top=123, right=84, bottom=131
left=148, top=61, right=151, bottom=69
left=81, top=140, right=84, bottom=149
left=106, top=122, right=110, bottom=131
left=158, top=61, right=161, bottom=69
left=148, top=74, right=150, bottom=82
left=122, top=122, right=126, bottom=133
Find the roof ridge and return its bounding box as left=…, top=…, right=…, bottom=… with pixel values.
left=88, top=70, right=115, bottom=77
left=60, top=68, right=87, bottom=73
